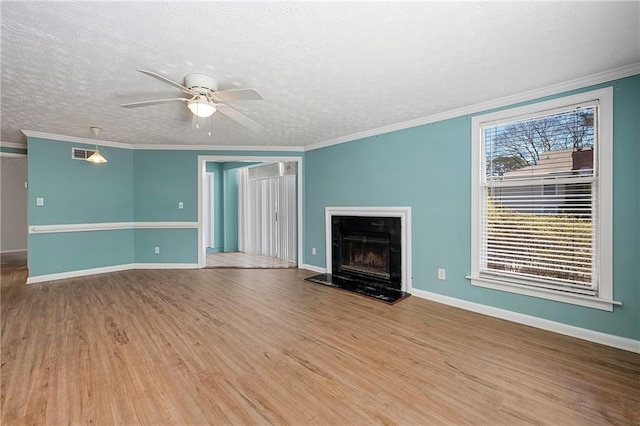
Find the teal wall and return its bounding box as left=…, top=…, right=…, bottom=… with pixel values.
left=205, top=162, right=223, bottom=252
left=133, top=150, right=197, bottom=222
left=304, top=75, right=640, bottom=340
left=205, top=161, right=261, bottom=252
left=27, top=138, right=135, bottom=275
left=29, top=138, right=133, bottom=225
left=28, top=230, right=134, bottom=276
left=223, top=168, right=239, bottom=252
left=131, top=151, right=298, bottom=262
left=134, top=228, right=198, bottom=263
left=27, top=140, right=301, bottom=276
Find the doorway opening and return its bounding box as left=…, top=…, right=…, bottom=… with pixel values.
left=197, top=155, right=303, bottom=269
left=0, top=154, right=28, bottom=272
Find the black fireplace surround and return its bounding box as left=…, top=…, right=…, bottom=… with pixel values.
left=306, top=215, right=408, bottom=304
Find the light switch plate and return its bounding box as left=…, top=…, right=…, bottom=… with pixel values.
left=178, top=202, right=183, bottom=209
left=36, top=197, right=44, bottom=206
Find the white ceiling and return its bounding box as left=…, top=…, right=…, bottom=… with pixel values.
left=1, top=1, right=639, bottom=148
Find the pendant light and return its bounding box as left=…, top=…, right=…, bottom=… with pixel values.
left=86, top=126, right=108, bottom=163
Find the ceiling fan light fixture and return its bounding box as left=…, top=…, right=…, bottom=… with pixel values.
left=188, top=97, right=216, bottom=118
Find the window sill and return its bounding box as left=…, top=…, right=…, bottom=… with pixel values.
left=466, top=275, right=621, bottom=311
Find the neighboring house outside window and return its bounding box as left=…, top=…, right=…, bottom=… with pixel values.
left=469, top=88, right=617, bottom=311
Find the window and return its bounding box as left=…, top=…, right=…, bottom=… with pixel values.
left=469, top=88, right=616, bottom=311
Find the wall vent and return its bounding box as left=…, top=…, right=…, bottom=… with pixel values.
left=71, top=147, right=96, bottom=160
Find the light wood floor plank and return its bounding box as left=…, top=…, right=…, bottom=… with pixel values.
left=2, top=267, right=639, bottom=425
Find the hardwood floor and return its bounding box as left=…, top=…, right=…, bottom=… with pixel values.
left=206, top=252, right=296, bottom=269
left=2, top=267, right=638, bottom=424
left=0, top=252, right=27, bottom=271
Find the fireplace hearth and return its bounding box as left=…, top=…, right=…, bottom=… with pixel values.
left=307, top=214, right=409, bottom=304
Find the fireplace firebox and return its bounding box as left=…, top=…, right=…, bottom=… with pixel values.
left=332, top=215, right=402, bottom=289
left=306, top=214, right=408, bottom=304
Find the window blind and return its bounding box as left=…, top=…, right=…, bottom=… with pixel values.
left=479, top=103, right=599, bottom=296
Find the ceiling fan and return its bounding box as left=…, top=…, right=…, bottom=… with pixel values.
left=121, top=69, right=264, bottom=131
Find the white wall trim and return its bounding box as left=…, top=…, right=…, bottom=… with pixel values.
left=324, top=206, right=412, bottom=292
left=0, top=152, right=27, bottom=158
left=197, top=155, right=304, bottom=269
left=301, top=264, right=326, bottom=274
left=29, top=222, right=133, bottom=234
left=26, top=263, right=198, bottom=284
left=0, top=141, right=28, bottom=149
left=131, top=263, right=199, bottom=269
left=469, top=276, right=620, bottom=312
left=28, top=221, right=198, bottom=234
left=27, top=264, right=134, bottom=284
left=411, top=288, right=639, bottom=354
left=0, top=249, right=27, bottom=254
left=305, top=63, right=639, bottom=152
left=20, top=130, right=304, bottom=152
left=133, top=221, right=198, bottom=229
left=22, top=130, right=133, bottom=149
left=132, top=144, right=305, bottom=152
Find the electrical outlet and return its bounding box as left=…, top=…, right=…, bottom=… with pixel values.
left=36, top=197, right=44, bottom=206
left=178, top=202, right=184, bottom=209
left=312, top=247, right=317, bottom=255
left=154, top=247, right=160, bottom=254
left=438, top=268, right=446, bottom=280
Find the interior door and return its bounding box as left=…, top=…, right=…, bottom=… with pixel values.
left=276, top=174, right=297, bottom=262
left=243, top=165, right=296, bottom=262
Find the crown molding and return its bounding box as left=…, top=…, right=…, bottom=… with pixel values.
left=21, top=130, right=132, bottom=149
left=131, top=143, right=304, bottom=152
left=304, top=62, right=640, bottom=152
left=20, top=130, right=305, bottom=152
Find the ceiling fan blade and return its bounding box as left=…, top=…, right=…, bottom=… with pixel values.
left=217, top=104, right=263, bottom=131
left=213, top=88, right=264, bottom=102
left=137, top=69, right=193, bottom=94
left=121, top=98, right=190, bottom=108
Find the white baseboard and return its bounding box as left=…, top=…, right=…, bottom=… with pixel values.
left=1, top=249, right=27, bottom=254
left=301, top=264, right=326, bottom=274
left=27, top=264, right=134, bottom=284
left=410, top=288, right=639, bottom=354
left=27, top=263, right=198, bottom=284
left=132, top=263, right=199, bottom=269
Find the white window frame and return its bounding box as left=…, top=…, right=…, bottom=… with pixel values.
left=469, top=87, right=618, bottom=311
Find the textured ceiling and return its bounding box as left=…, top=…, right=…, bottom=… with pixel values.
left=1, top=2, right=639, bottom=148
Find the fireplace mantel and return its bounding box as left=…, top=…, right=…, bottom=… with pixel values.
left=325, top=207, right=412, bottom=292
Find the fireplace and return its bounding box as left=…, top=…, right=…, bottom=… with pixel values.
left=341, top=235, right=390, bottom=279
left=306, top=207, right=411, bottom=304
left=332, top=215, right=402, bottom=290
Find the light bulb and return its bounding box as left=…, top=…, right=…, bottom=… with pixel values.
left=187, top=97, right=216, bottom=118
